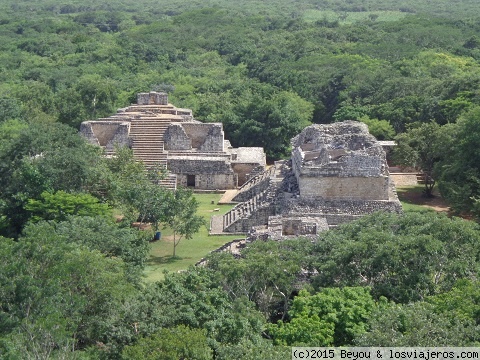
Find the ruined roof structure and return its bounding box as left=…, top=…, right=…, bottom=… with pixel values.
left=211, top=121, right=402, bottom=237
left=80, top=92, right=266, bottom=190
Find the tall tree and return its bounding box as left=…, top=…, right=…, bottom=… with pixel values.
left=162, top=188, right=205, bottom=257
left=207, top=239, right=312, bottom=320
left=437, top=106, right=480, bottom=216
left=356, top=301, right=479, bottom=346
left=393, top=122, right=452, bottom=197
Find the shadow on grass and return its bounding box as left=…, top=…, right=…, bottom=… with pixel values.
left=147, top=255, right=183, bottom=265
left=397, top=185, right=449, bottom=213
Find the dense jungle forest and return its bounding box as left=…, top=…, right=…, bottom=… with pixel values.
left=1, top=0, right=480, bottom=358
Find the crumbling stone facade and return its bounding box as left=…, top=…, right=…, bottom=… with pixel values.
left=214, top=121, right=402, bottom=237
left=80, top=121, right=131, bottom=155
left=291, top=122, right=390, bottom=201
left=137, top=92, right=168, bottom=105
left=80, top=91, right=266, bottom=190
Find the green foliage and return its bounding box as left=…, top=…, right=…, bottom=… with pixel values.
left=1, top=0, right=480, bottom=354
left=0, top=97, right=21, bottom=122
left=215, top=339, right=290, bottom=360
left=356, top=301, right=479, bottom=346
left=426, top=279, right=480, bottom=325
left=116, top=267, right=266, bottom=350
left=207, top=239, right=313, bottom=319
left=394, top=122, right=452, bottom=197
left=268, top=287, right=375, bottom=346
left=25, top=190, right=112, bottom=222
left=75, top=74, right=118, bottom=120
left=162, top=188, right=206, bottom=257
left=144, top=193, right=240, bottom=282
left=311, top=211, right=480, bottom=303
left=0, top=122, right=105, bottom=236
left=437, top=107, right=480, bottom=216
left=359, top=116, right=395, bottom=140
left=25, top=216, right=151, bottom=283
left=0, top=229, right=136, bottom=356
left=122, top=325, right=212, bottom=360
left=100, top=146, right=171, bottom=231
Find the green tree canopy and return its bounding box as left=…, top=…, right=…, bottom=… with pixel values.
left=311, top=211, right=480, bottom=303
left=0, top=227, right=136, bottom=357
left=26, top=216, right=150, bottom=283
left=25, top=190, right=112, bottom=222
left=207, top=239, right=313, bottom=320
left=0, top=122, right=104, bottom=236
left=393, top=122, right=452, bottom=197
left=162, top=188, right=205, bottom=257
left=437, top=107, right=480, bottom=216
left=268, top=287, right=376, bottom=346
left=356, top=301, right=479, bottom=346
left=121, top=325, right=213, bottom=360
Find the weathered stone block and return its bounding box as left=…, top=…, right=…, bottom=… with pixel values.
left=164, top=124, right=191, bottom=150
left=137, top=91, right=168, bottom=105
left=298, top=176, right=390, bottom=200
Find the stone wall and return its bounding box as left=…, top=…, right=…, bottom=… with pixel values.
left=79, top=121, right=131, bottom=150
left=176, top=173, right=237, bottom=190
left=200, top=125, right=224, bottom=152
left=137, top=91, right=168, bottom=105
left=105, top=123, right=131, bottom=153
left=298, top=176, right=390, bottom=200
left=390, top=173, right=418, bottom=186
left=168, top=155, right=237, bottom=189
left=180, top=123, right=224, bottom=151
left=164, top=124, right=192, bottom=150
left=224, top=206, right=273, bottom=233
left=164, top=123, right=225, bottom=152
left=217, top=121, right=402, bottom=237
left=295, top=151, right=385, bottom=178
left=233, top=166, right=276, bottom=202
left=292, top=121, right=378, bottom=150
left=281, top=217, right=329, bottom=235
left=167, top=156, right=234, bottom=174
left=281, top=197, right=402, bottom=216
left=292, top=147, right=304, bottom=183
left=79, top=122, right=100, bottom=146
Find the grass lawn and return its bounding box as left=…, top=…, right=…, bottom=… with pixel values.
left=396, top=185, right=449, bottom=213
left=144, top=192, right=240, bottom=283
left=144, top=186, right=450, bottom=282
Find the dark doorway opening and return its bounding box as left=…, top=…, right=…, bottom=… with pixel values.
left=187, top=174, right=195, bottom=187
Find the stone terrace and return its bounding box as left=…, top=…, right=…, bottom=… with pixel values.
left=80, top=91, right=266, bottom=191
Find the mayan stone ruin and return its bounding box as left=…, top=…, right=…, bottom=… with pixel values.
left=80, top=93, right=401, bottom=238
left=80, top=91, right=266, bottom=190
left=211, top=121, right=402, bottom=237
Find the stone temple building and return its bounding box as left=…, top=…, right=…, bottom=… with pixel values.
left=80, top=92, right=266, bottom=190
left=211, top=121, right=402, bottom=237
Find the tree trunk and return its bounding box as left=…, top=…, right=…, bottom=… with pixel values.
left=173, top=232, right=176, bottom=257
left=423, top=172, right=435, bottom=198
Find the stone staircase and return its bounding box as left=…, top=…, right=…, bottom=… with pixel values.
left=216, top=162, right=290, bottom=233
left=233, top=166, right=276, bottom=202
left=222, top=191, right=270, bottom=233
left=221, top=176, right=279, bottom=233
left=129, top=116, right=176, bottom=190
